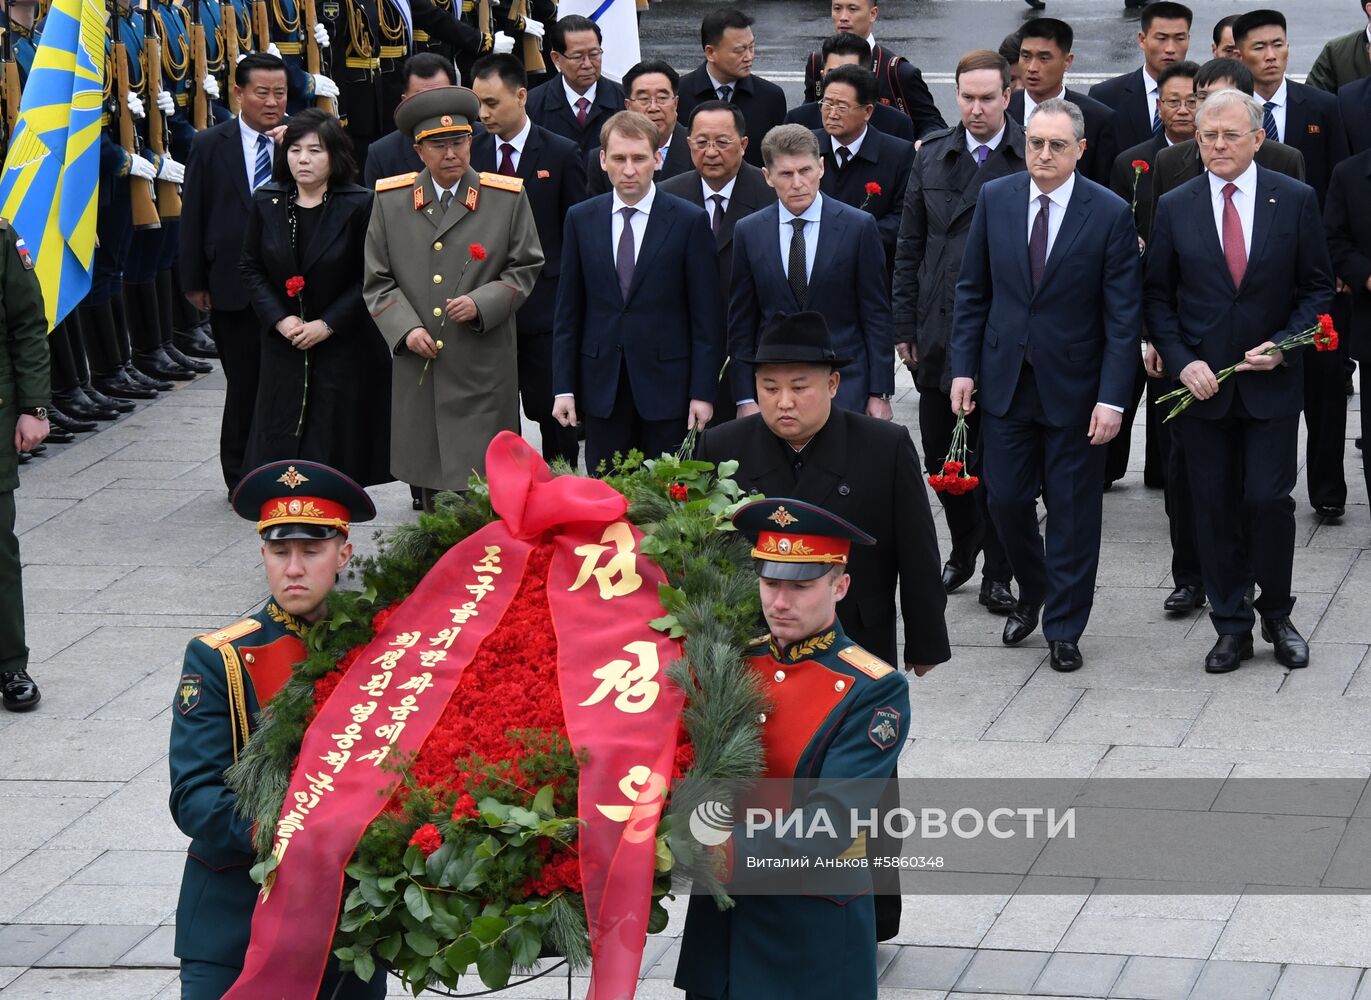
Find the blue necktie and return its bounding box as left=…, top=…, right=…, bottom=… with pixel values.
left=1262, top=101, right=1279, bottom=143
left=974, top=144, right=989, bottom=166
left=253, top=134, right=272, bottom=190
left=1151, top=104, right=1163, bottom=138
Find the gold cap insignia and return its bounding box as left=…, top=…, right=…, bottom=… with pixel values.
left=768, top=506, right=799, bottom=528
left=440, top=114, right=453, bottom=126
left=277, top=466, right=309, bottom=489
left=287, top=498, right=303, bottom=515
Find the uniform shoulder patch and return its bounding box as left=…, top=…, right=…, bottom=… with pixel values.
left=197, top=618, right=263, bottom=649
left=375, top=171, right=418, bottom=192
left=838, top=645, right=894, bottom=679
left=177, top=674, right=202, bottom=715
left=479, top=171, right=524, bottom=193
left=868, top=705, right=902, bottom=750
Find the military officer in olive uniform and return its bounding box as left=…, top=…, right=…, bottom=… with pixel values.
left=0, top=220, right=50, bottom=713
left=675, top=498, right=912, bottom=1000
left=363, top=85, right=542, bottom=504
left=169, top=460, right=383, bottom=999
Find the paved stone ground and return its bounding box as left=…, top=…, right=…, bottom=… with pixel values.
left=4, top=348, right=1367, bottom=998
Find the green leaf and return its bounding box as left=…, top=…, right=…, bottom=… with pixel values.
left=647, top=896, right=670, bottom=934
left=424, top=842, right=456, bottom=883
left=717, top=459, right=739, bottom=478
left=506, top=806, right=540, bottom=828
left=404, top=882, right=433, bottom=922
left=476, top=945, right=513, bottom=989
left=404, top=953, right=430, bottom=986
left=343, top=886, right=366, bottom=912
left=248, top=853, right=279, bottom=887
left=444, top=935, right=481, bottom=972
left=333, top=946, right=357, bottom=962
left=507, top=922, right=541, bottom=966
left=531, top=783, right=556, bottom=816
left=358, top=873, right=387, bottom=908
left=353, top=950, right=376, bottom=983
left=405, top=930, right=440, bottom=956
left=377, top=873, right=403, bottom=893
left=469, top=914, right=508, bottom=944
left=378, top=932, right=403, bottom=963
left=457, top=856, right=493, bottom=893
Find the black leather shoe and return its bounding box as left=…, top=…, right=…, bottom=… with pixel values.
left=28, top=443, right=48, bottom=455
left=163, top=342, right=213, bottom=375
left=1048, top=640, right=1082, bottom=672
left=47, top=405, right=96, bottom=434
left=125, top=363, right=174, bottom=392
left=1163, top=584, right=1206, bottom=614
left=979, top=579, right=1017, bottom=614
left=1314, top=505, right=1345, bottom=520
left=942, top=559, right=975, bottom=594
left=1205, top=633, right=1254, bottom=674
left=93, top=370, right=156, bottom=399
left=1003, top=602, right=1042, bottom=646
left=132, top=348, right=196, bottom=382
left=54, top=390, right=117, bottom=422
left=1260, top=617, right=1309, bottom=669
left=82, top=383, right=135, bottom=412
left=1, top=670, right=40, bottom=711
left=174, top=326, right=218, bottom=359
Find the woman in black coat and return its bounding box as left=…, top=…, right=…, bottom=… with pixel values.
left=239, top=109, right=393, bottom=486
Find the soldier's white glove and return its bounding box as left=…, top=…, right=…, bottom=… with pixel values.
left=157, top=89, right=175, bottom=115
left=203, top=73, right=221, bottom=99
left=128, top=154, right=157, bottom=180
left=522, top=16, right=544, bottom=40
left=267, top=42, right=281, bottom=57
left=311, top=73, right=340, bottom=99
left=492, top=30, right=514, bottom=55
left=313, top=22, right=330, bottom=47
left=236, top=52, right=247, bottom=64
left=126, top=92, right=147, bottom=118
left=156, top=155, right=186, bottom=184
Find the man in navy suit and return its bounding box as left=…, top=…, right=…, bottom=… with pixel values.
left=1145, top=89, right=1334, bottom=674
left=728, top=124, right=894, bottom=421
left=949, top=99, right=1142, bottom=673
left=1008, top=18, right=1119, bottom=185
left=814, top=64, right=914, bottom=270
left=523, top=15, right=625, bottom=158
left=471, top=54, right=586, bottom=467
left=785, top=33, right=914, bottom=142
left=1089, top=2, right=1194, bottom=154
left=552, top=112, right=723, bottom=474
left=1236, top=9, right=1351, bottom=521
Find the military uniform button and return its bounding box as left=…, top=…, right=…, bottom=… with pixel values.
left=835, top=680, right=845, bottom=692
left=433, top=274, right=443, bottom=284
left=244, top=653, right=255, bottom=664
left=433, top=241, right=443, bottom=251
left=433, top=307, right=442, bottom=317
left=757, top=713, right=767, bottom=723
left=774, top=670, right=785, bottom=682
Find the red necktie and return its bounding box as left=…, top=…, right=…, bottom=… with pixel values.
left=575, top=97, right=590, bottom=127
left=1222, top=182, right=1246, bottom=288
left=499, top=142, right=516, bottom=176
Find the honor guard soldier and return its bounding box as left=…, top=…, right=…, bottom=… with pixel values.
left=675, top=498, right=912, bottom=1000
left=1, top=216, right=51, bottom=712
left=169, top=460, right=384, bottom=999
left=363, top=85, right=542, bottom=505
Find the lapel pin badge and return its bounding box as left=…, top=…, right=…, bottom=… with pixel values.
left=838, top=484, right=851, bottom=496
left=537, top=169, right=550, bottom=179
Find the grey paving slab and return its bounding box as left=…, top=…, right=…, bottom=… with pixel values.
left=1079, top=887, right=1241, bottom=922
left=1275, top=643, right=1369, bottom=698
left=0, top=720, right=171, bottom=781
left=891, top=884, right=1015, bottom=948
left=1023, top=635, right=1286, bottom=694
left=882, top=945, right=974, bottom=990
left=0, top=925, right=78, bottom=966
left=0, top=968, right=24, bottom=989
left=0, top=794, right=100, bottom=850
left=1270, top=965, right=1364, bottom=1000
left=1032, top=952, right=1127, bottom=997
left=921, top=644, right=1049, bottom=687
left=900, top=739, right=1108, bottom=780
left=1324, top=818, right=1371, bottom=889
left=13, top=497, right=78, bottom=534
left=1185, top=691, right=1371, bottom=755
left=17, top=883, right=177, bottom=925
left=1058, top=914, right=1223, bottom=960
left=69, top=851, right=185, bottom=887
left=1213, top=895, right=1371, bottom=967
left=907, top=683, right=1021, bottom=740
left=983, top=687, right=1085, bottom=743
left=0, top=850, right=102, bottom=923
left=85, top=564, right=268, bottom=616
left=1081, top=588, right=1202, bottom=641
left=50, top=778, right=189, bottom=853
left=1187, top=960, right=1281, bottom=1000
left=954, top=949, right=1051, bottom=994
left=1109, top=956, right=1204, bottom=999
left=33, top=925, right=157, bottom=969
left=0, top=968, right=179, bottom=998
left=979, top=880, right=1093, bottom=953
left=1316, top=554, right=1371, bottom=643
left=113, top=925, right=177, bottom=967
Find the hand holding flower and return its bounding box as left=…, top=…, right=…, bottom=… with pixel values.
left=292, top=318, right=333, bottom=350
left=444, top=294, right=479, bottom=324
left=1234, top=340, right=1283, bottom=372
left=1178, top=360, right=1219, bottom=400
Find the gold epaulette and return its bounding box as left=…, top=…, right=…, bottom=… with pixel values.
left=375, top=171, right=418, bottom=192
left=197, top=618, right=263, bottom=649
left=838, top=645, right=894, bottom=679
left=479, top=171, right=524, bottom=193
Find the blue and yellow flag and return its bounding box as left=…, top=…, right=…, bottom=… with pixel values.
left=0, top=0, right=105, bottom=330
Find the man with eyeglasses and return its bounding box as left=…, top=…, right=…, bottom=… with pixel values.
left=1104, top=58, right=1200, bottom=496
left=949, top=98, right=1143, bottom=674
left=524, top=14, right=624, bottom=157
left=787, top=34, right=913, bottom=141
left=1090, top=2, right=1193, bottom=154
left=814, top=63, right=914, bottom=270
left=585, top=60, right=693, bottom=195
left=1145, top=89, right=1333, bottom=676
left=677, top=8, right=788, bottom=168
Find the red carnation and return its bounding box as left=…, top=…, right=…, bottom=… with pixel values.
left=1131, top=159, right=1150, bottom=174
left=965, top=475, right=981, bottom=490
left=668, top=483, right=689, bottom=501
left=408, top=822, right=443, bottom=858
left=864, top=181, right=882, bottom=197
left=285, top=275, right=306, bottom=298
left=927, top=474, right=948, bottom=493
left=468, top=243, right=488, bottom=261
left=452, top=792, right=479, bottom=820
left=942, top=460, right=963, bottom=476
left=1318, top=313, right=1334, bottom=338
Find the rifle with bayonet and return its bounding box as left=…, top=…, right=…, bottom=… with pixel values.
left=112, top=2, right=161, bottom=228
left=301, top=0, right=332, bottom=114
left=222, top=0, right=240, bottom=115
left=1, top=23, right=19, bottom=156
left=509, top=0, right=542, bottom=73
left=143, top=0, right=181, bottom=217
left=251, top=0, right=268, bottom=65
left=187, top=0, right=207, bottom=129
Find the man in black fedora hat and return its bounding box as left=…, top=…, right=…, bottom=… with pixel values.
left=697, top=309, right=949, bottom=943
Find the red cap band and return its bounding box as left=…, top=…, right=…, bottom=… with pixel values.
left=751, top=531, right=851, bottom=565
left=257, top=496, right=351, bottom=535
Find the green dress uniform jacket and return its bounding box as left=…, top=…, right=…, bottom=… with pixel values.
left=363, top=166, right=543, bottom=491
left=0, top=222, right=48, bottom=492
left=1306, top=27, right=1371, bottom=94
left=675, top=622, right=911, bottom=1000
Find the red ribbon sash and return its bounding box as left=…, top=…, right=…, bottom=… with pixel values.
left=228, top=433, right=683, bottom=1000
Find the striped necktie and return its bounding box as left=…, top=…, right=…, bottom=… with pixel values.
left=1262, top=101, right=1279, bottom=142
left=253, top=134, right=272, bottom=190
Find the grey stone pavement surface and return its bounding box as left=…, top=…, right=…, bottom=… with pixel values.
left=4, top=2, right=1371, bottom=996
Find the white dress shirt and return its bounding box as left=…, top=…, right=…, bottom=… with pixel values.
left=1142, top=66, right=1160, bottom=130
left=1257, top=77, right=1288, bottom=142
left=830, top=126, right=868, bottom=162
left=1027, top=172, right=1075, bottom=256
left=563, top=78, right=597, bottom=115
left=611, top=183, right=655, bottom=264
left=433, top=179, right=463, bottom=209
left=495, top=116, right=533, bottom=173
left=965, top=123, right=1007, bottom=158
left=239, top=117, right=272, bottom=191
left=701, top=173, right=738, bottom=217
left=1207, top=160, right=1257, bottom=258
left=778, top=191, right=823, bottom=283
left=1023, top=86, right=1066, bottom=123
